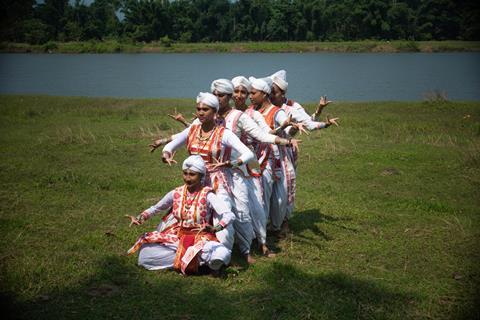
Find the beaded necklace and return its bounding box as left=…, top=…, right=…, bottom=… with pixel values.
left=180, top=186, right=201, bottom=221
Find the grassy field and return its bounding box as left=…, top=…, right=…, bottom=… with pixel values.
left=0, top=95, right=479, bottom=319
left=1, top=40, right=480, bottom=53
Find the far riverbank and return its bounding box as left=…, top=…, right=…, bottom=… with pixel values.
left=1, top=40, right=480, bottom=54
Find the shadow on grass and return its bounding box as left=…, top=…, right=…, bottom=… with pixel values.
left=8, top=255, right=418, bottom=320
left=289, top=209, right=357, bottom=246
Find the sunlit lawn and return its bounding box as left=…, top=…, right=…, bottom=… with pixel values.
left=0, top=95, right=478, bottom=319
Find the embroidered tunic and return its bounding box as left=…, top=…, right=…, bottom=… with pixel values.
left=128, top=185, right=235, bottom=274
left=248, top=104, right=296, bottom=206
left=163, top=124, right=254, bottom=192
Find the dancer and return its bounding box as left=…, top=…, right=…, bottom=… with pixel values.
left=247, top=76, right=293, bottom=235
left=126, top=155, right=235, bottom=275
left=212, top=78, right=297, bottom=262
left=161, top=92, right=254, bottom=251
left=269, top=70, right=339, bottom=235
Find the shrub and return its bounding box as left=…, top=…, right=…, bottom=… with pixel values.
left=160, top=35, right=172, bottom=47
left=42, top=41, right=58, bottom=52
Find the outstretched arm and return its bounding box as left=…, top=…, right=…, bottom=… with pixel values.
left=312, top=95, right=332, bottom=120
left=126, top=190, right=174, bottom=227
left=168, top=108, right=191, bottom=127
left=149, top=136, right=173, bottom=153
left=161, top=127, right=190, bottom=166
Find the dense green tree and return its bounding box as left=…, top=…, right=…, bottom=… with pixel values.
left=0, top=0, right=35, bottom=41
left=35, top=0, right=69, bottom=39
left=1, top=0, right=477, bottom=44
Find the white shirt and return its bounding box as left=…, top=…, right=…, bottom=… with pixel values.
left=283, top=100, right=326, bottom=132
left=224, top=109, right=277, bottom=144
left=163, top=125, right=254, bottom=164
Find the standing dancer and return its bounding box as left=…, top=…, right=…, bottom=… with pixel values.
left=126, top=155, right=235, bottom=275
left=231, top=76, right=290, bottom=256
left=247, top=77, right=296, bottom=235
left=269, top=70, right=339, bottom=235
left=161, top=92, right=254, bottom=252
left=212, top=78, right=296, bottom=262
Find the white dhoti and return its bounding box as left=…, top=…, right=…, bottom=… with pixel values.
left=247, top=176, right=267, bottom=245
left=228, top=170, right=255, bottom=255
left=138, top=242, right=177, bottom=271
left=262, top=160, right=288, bottom=231
left=282, top=149, right=297, bottom=220
left=138, top=240, right=231, bottom=271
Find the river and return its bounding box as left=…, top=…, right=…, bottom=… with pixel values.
left=0, top=52, right=479, bottom=102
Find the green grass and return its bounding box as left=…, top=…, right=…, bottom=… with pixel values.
left=1, top=40, right=480, bottom=53
left=0, top=95, right=479, bottom=319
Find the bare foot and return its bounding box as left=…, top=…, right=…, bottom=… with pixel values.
left=260, top=244, right=276, bottom=258
left=245, top=254, right=256, bottom=265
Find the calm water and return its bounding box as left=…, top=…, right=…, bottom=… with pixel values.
left=0, top=53, right=479, bottom=102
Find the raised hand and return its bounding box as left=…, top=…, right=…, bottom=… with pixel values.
left=162, top=151, right=177, bottom=166
left=283, top=114, right=293, bottom=128
left=168, top=108, right=189, bottom=127
left=326, top=115, right=339, bottom=127
left=290, top=138, right=302, bottom=153
left=315, top=95, right=333, bottom=115
left=210, top=157, right=229, bottom=170
left=294, top=122, right=309, bottom=135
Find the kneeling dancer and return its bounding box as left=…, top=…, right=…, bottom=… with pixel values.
left=127, top=155, right=235, bottom=275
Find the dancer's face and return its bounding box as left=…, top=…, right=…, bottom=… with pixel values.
left=270, top=84, right=285, bottom=106
left=196, top=103, right=216, bottom=123
left=183, top=169, right=202, bottom=188
left=213, top=91, right=231, bottom=111
left=249, top=89, right=266, bottom=106
left=233, top=86, right=249, bottom=108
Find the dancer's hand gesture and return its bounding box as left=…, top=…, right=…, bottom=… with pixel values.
left=149, top=137, right=169, bottom=153
left=325, top=115, right=339, bottom=127
left=293, top=122, right=309, bottom=135
left=168, top=108, right=189, bottom=127
left=290, top=138, right=301, bottom=153
left=162, top=151, right=177, bottom=166
left=125, top=214, right=143, bottom=227
left=316, top=95, right=332, bottom=114
left=210, top=157, right=229, bottom=170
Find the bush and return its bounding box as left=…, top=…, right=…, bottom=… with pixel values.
left=42, top=41, right=58, bottom=52
left=396, top=40, right=419, bottom=52
left=22, top=19, right=50, bottom=44
left=160, top=35, right=172, bottom=47
left=306, top=31, right=316, bottom=41
left=179, top=31, right=192, bottom=43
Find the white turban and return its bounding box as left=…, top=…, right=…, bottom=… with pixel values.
left=182, top=155, right=206, bottom=175
left=270, top=70, right=288, bottom=92
left=248, top=76, right=272, bottom=94
left=196, top=92, right=219, bottom=111
left=210, top=79, right=234, bottom=95
left=231, top=76, right=251, bottom=92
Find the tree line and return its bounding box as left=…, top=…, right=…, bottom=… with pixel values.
left=1, top=0, right=479, bottom=44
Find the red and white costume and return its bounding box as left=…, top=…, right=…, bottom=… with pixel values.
left=128, top=183, right=235, bottom=273
left=162, top=122, right=254, bottom=250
